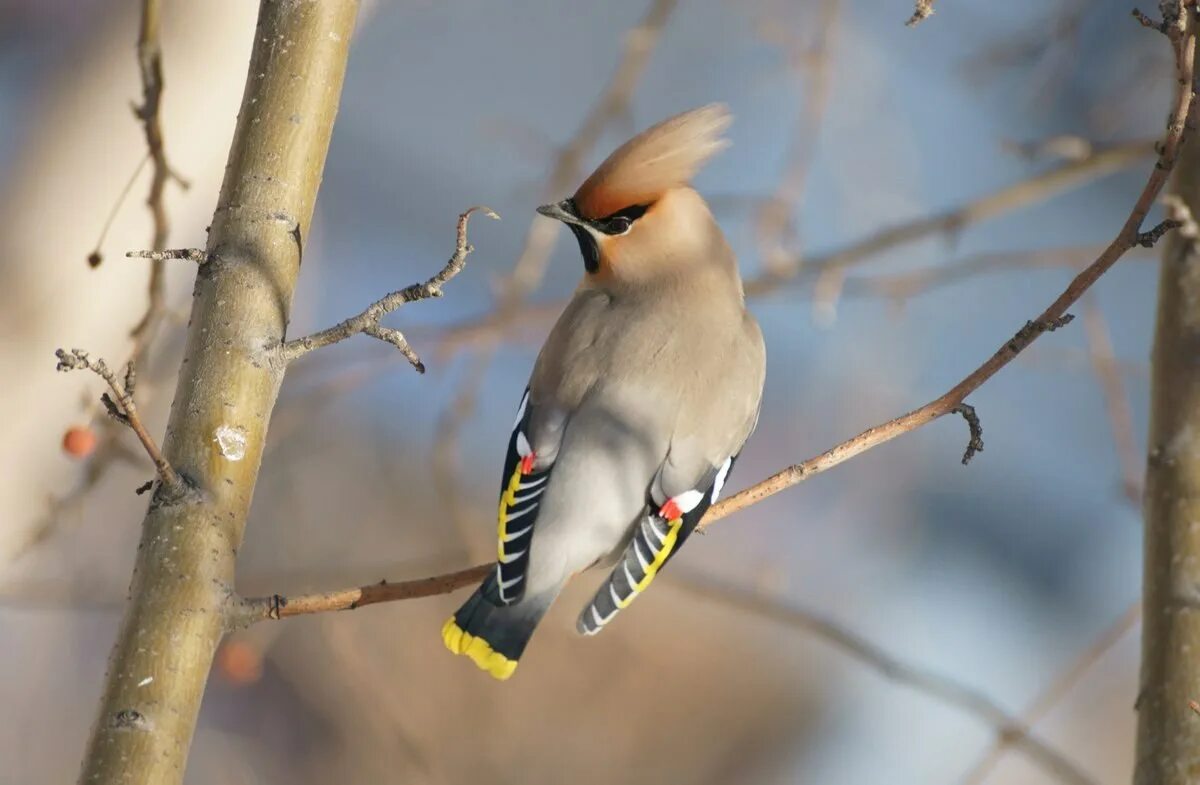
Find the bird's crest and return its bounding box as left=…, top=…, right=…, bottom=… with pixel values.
left=572, top=104, right=732, bottom=219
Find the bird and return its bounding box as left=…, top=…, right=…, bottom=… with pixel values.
left=442, top=104, right=766, bottom=680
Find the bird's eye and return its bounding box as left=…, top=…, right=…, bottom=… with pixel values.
left=593, top=203, right=649, bottom=236
left=606, top=216, right=631, bottom=234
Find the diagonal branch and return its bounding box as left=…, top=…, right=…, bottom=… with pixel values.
left=744, top=139, right=1157, bottom=297
left=671, top=576, right=1095, bottom=785
left=280, top=207, right=499, bottom=371
left=959, top=599, right=1141, bottom=785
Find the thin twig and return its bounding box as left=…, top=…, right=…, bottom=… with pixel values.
left=907, top=0, right=936, bottom=27
left=672, top=576, right=1095, bottom=785
left=126, top=248, right=209, bottom=264
left=88, top=154, right=151, bottom=268
left=496, top=0, right=678, bottom=311
left=752, top=0, right=840, bottom=274
left=54, top=349, right=186, bottom=500
left=1081, top=299, right=1144, bottom=503
left=280, top=207, right=499, bottom=370
left=958, top=599, right=1141, bottom=785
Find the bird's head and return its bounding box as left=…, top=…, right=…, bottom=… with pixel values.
left=537, top=104, right=732, bottom=286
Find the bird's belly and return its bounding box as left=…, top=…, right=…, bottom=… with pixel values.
left=522, top=403, right=667, bottom=593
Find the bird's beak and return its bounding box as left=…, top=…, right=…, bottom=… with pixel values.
left=536, top=199, right=586, bottom=227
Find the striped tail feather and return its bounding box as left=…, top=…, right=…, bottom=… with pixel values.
left=577, top=511, right=687, bottom=636
left=578, top=457, right=737, bottom=636
left=442, top=571, right=560, bottom=681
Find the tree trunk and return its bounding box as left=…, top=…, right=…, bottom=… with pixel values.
left=1134, top=122, right=1200, bottom=783
left=77, top=2, right=358, bottom=783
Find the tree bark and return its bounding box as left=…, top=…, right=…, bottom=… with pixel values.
left=77, top=2, right=358, bottom=783
left=1135, top=108, right=1200, bottom=784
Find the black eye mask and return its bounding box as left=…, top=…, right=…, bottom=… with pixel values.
left=561, top=200, right=651, bottom=274
left=591, top=203, right=649, bottom=236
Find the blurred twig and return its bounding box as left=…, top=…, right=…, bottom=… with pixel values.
left=431, top=0, right=678, bottom=525
left=1081, top=298, right=1144, bottom=503
left=907, top=0, right=937, bottom=27
left=841, top=246, right=1109, bottom=302
left=130, top=0, right=188, bottom=357
left=432, top=140, right=1155, bottom=356
left=672, top=576, right=1095, bottom=785
left=756, top=139, right=1156, bottom=300
left=32, top=0, right=191, bottom=560
left=753, top=0, right=839, bottom=275
left=958, top=599, right=1141, bottom=785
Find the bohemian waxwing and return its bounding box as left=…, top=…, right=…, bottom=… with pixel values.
left=442, top=104, right=766, bottom=679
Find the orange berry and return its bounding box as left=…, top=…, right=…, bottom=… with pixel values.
left=215, top=640, right=263, bottom=685
left=62, top=426, right=97, bottom=458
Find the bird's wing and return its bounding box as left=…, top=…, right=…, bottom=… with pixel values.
left=575, top=312, right=765, bottom=635
left=576, top=452, right=741, bottom=636
left=489, top=387, right=566, bottom=606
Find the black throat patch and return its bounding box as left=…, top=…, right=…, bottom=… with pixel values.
left=568, top=223, right=600, bottom=274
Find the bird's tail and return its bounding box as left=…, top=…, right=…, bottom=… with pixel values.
left=442, top=570, right=560, bottom=680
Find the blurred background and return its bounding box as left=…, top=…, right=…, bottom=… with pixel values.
left=0, top=0, right=1164, bottom=782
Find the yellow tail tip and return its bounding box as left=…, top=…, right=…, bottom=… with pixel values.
left=441, top=617, right=518, bottom=681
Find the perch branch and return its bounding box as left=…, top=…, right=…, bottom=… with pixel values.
left=241, top=3, right=1194, bottom=624
left=280, top=207, right=498, bottom=371
left=54, top=349, right=186, bottom=499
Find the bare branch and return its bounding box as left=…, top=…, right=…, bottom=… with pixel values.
left=752, top=0, right=840, bottom=274
left=706, top=23, right=1194, bottom=524
left=54, top=349, right=187, bottom=500
left=496, top=0, right=678, bottom=311
left=744, top=139, right=1157, bottom=298
left=672, top=576, right=1095, bottom=785
left=280, top=207, right=499, bottom=370
left=129, top=0, right=189, bottom=354
left=959, top=600, right=1140, bottom=785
